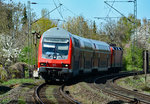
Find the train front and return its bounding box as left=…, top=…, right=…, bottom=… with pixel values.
left=37, top=27, right=72, bottom=81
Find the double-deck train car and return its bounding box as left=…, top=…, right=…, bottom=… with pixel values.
left=33, top=27, right=123, bottom=81
left=110, top=46, right=123, bottom=72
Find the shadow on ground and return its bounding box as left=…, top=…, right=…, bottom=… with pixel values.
left=0, top=86, right=12, bottom=95
left=107, top=100, right=125, bottom=104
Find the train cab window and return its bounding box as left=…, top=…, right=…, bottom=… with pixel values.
left=42, top=38, right=69, bottom=59
left=73, top=37, right=80, bottom=48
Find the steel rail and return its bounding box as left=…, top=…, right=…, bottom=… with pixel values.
left=34, top=83, right=47, bottom=104
left=59, top=84, right=81, bottom=104
left=94, top=71, right=150, bottom=104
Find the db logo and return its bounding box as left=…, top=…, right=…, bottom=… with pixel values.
left=52, top=64, right=56, bottom=66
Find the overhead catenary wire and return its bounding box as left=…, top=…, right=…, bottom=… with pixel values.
left=61, top=5, right=77, bottom=17
left=31, top=3, right=62, bottom=25
left=53, top=0, right=64, bottom=19
left=56, top=0, right=77, bottom=16
left=106, top=0, right=115, bottom=18
left=104, top=1, right=134, bottom=23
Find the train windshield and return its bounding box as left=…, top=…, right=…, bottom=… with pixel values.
left=42, top=38, right=69, bottom=59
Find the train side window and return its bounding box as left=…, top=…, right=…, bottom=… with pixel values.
left=84, top=42, right=92, bottom=50
left=73, top=37, right=80, bottom=48
left=98, top=45, right=105, bottom=50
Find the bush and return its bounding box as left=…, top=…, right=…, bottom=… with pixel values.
left=7, top=62, right=30, bottom=79
left=123, top=45, right=143, bottom=71
left=0, top=67, right=8, bottom=81
left=18, top=46, right=36, bottom=65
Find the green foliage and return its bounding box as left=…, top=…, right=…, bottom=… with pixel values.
left=0, top=67, right=8, bottom=81
left=17, top=99, right=26, bottom=104
left=117, top=75, right=150, bottom=93
left=8, top=66, right=20, bottom=79
left=92, top=21, right=97, bottom=35
left=101, top=14, right=141, bottom=47
left=22, top=7, right=27, bottom=25
left=1, top=78, right=35, bottom=86
left=148, top=38, right=150, bottom=43
left=0, top=99, right=11, bottom=104
left=25, top=70, right=29, bottom=78
left=63, top=16, right=105, bottom=42
left=63, top=16, right=90, bottom=37
left=123, top=45, right=143, bottom=71
left=41, top=8, right=49, bottom=18
left=32, top=18, right=57, bottom=34
left=18, top=46, right=36, bottom=66
left=117, top=15, right=133, bottom=43
left=18, top=46, right=31, bottom=63
left=0, top=2, right=12, bottom=33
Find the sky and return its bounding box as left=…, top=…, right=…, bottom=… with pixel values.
left=8, top=0, right=150, bottom=25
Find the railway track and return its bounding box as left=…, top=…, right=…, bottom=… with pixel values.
left=94, top=71, right=150, bottom=104
left=34, top=81, right=80, bottom=104
left=33, top=71, right=150, bottom=104
left=59, top=84, right=81, bottom=104
left=34, top=83, right=51, bottom=104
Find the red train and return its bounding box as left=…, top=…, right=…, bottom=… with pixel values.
left=33, top=27, right=123, bottom=82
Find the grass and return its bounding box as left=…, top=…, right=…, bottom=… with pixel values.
left=142, top=86, right=150, bottom=92
left=0, top=78, right=43, bottom=104
left=1, top=78, right=35, bottom=87
left=18, top=99, right=26, bottom=104
left=0, top=99, right=11, bottom=104
left=45, top=85, right=58, bottom=104
left=117, top=74, right=150, bottom=94
left=66, top=82, right=115, bottom=104
left=18, top=97, right=26, bottom=104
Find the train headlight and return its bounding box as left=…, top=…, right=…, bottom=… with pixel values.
left=40, top=63, right=47, bottom=66
left=62, top=64, right=69, bottom=67
left=65, top=64, right=68, bottom=67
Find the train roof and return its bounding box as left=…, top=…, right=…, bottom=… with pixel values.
left=90, top=39, right=110, bottom=51
left=111, top=46, right=123, bottom=50
left=42, top=27, right=110, bottom=51
left=42, top=27, right=71, bottom=39
left=70, top=32, right=110, bottom=51
left=90, top=39, right=109, bottom=47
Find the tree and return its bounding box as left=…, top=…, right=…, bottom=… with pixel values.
left=22, top=7, right=27, bottom=25
left=63, top=16, right=90, bottom=37
left=0, top=1, right=13, bottom=34
left=63, top=16, right=109, bottom=42
left=92, top=21, right=97, bottom=35
left=41, top=8, right=49, bottom=19
left=0, top=1, right=32, bottom=68
left=124, top=45, right=143, bottom=71
left=117, top=14, right=141, bottom=43
left=100, top=14, right=141, bottom=47
left=32, top=18, right=57, bottom=34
